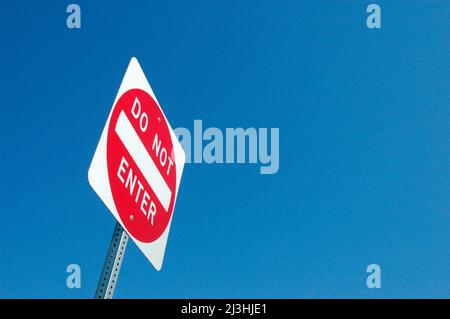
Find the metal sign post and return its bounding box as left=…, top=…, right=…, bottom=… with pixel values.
left=95, top=222, right=129, bottom=299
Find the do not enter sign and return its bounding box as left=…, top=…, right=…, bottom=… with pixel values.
left=107, top=88, right=177, bottom=243
left=89, top=58, right=185, bottom=270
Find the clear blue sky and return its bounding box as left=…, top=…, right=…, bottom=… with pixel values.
left=0, top=1, right=449, bottom=298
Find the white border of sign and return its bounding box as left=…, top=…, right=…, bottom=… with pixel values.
left=88, top=57, right=185, bottom=271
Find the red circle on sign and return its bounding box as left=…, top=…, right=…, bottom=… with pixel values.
left=106, top=88, right=176, bottom=243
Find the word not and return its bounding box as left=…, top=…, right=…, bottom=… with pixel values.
left=175, top=120, right=279, bottom=175
left=131, top=97, right=174, bottom=176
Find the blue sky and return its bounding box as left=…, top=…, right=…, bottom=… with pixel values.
left=0, top=1, right=449, bottom=298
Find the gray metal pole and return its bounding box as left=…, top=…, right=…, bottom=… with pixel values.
left=95, top=222, right=129, bottom=299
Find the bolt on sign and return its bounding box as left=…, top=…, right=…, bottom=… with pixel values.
left=88, top=57, right=185, bottom=271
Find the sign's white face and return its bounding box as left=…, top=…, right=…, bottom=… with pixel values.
left=88, top=57, right=185, bottom=271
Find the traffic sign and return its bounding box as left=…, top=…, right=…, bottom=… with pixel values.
left=88, top=57, right=185, bottom=271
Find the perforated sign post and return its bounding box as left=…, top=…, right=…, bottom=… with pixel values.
left=88, top=57, right=185, bottom=298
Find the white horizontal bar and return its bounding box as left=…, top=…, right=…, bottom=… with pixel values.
left=115, top=110, right=172, bottom=211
